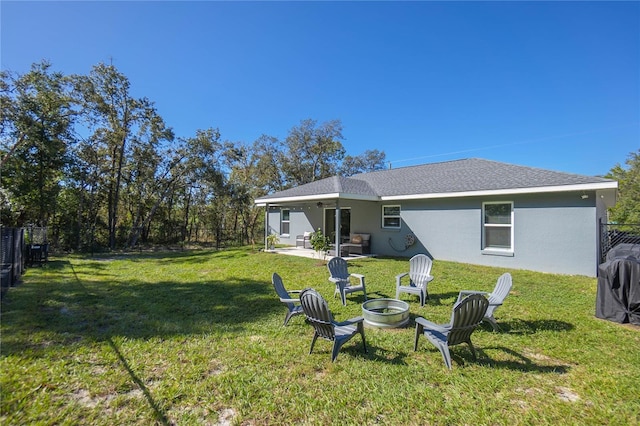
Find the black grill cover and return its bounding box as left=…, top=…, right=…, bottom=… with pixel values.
left=596, top=244, right=640, bottom=325
left=606, top=243, right=640, bottom=262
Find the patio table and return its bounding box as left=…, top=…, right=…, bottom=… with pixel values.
left=328, top=244, right=350, bottom=257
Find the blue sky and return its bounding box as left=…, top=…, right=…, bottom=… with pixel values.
left=2, top=1, right=638, bottom=176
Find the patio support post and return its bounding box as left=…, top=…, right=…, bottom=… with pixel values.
left=335, top=200, right=341, bottom=256
left=264, top=203, right=269, bottom=251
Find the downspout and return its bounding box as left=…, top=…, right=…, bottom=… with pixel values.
left=265, top=203, right=269, bottom=251
left=335, top=200, right=341, bottom=257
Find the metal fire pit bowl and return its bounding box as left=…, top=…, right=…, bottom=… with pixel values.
left=362, top=298, right=410, bottom=328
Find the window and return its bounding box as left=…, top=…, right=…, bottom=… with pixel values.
left=382, top=205, right=401, bottom=229
left=281, top=209, right=290, bottom=235
left=482, top=202, right=513, bottom=252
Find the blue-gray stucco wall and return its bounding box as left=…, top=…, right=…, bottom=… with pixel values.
left=267, top=191, right=602, bottom=277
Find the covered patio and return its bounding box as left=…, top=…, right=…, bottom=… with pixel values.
left=266, top=246, right=374, bottom=261
left=255, top=175, right=380, bottom=259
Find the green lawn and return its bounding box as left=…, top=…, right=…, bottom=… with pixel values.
left=1, top=247, right=639, bottom=425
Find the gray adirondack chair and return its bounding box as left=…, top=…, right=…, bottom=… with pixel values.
left=456, top=272, right=512, bottom=331
left=414, top=293, right=489, bottom=369
left=327, top=257, right=367, bottom=305
left=271, top=273, right=304, bottom=326
left=396, top=254, right=434, bottom=306
left=299, top=288, right=367, bottom=362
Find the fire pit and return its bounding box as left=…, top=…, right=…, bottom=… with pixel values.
left=362, top=298, right=410, bottom=328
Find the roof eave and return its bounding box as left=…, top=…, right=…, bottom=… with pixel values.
left=380, top=181, right=619, bottom=201
left=254, top=192, right=379, bottom=206
left=254, top=181, right=618, bottom=205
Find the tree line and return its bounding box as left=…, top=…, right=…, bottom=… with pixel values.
left=1, top=61, right=387, bottom=251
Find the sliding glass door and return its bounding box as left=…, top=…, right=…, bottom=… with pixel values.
left=324, top=208, right=351, bottom=241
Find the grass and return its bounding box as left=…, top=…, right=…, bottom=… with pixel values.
left=1, top=247, right=639, bottom=425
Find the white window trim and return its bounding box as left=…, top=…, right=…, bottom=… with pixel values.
left=382, top=204, right=402, bottom=229
left=482, top=201, right=514, bottom=255
left=280, top=208, right=290, bottom=236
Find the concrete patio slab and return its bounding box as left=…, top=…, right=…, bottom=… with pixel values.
left=266, top=247, right=372, bottom=261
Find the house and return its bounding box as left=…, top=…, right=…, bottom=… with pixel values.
left=254, top=158, right=618, bottom=277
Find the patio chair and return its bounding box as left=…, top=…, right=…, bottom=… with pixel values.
left=295, top=232, right=312, bottom=249
left=396, top=254, right=434, bottom=306
left=456, top=272, right=512, bottom=331
left=271, top=273, right=304, bottom=326
left=299, top=288, right=367, bottom=362
left=327, top=257, right=367, bottom=305
left=414, top=293, right=489, bottom=369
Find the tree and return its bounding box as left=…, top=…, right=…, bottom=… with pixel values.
left=606, top=149, right=640, bottom=224
left=62, top=132, right=110, bottom=250
left=176, top=128, right=225, bottom=246
left=309, top=228, right=331, bottom=263
left=340, top=149, right=387, bottom=176
left=123, top=135, right=173, bottom=247
left=127, top=128, right=224, bottom=248
left=2, top=60, right=393, bottom=251
left=0, top=61, right=75, bottom=227
left=251, top=135, right=286, bottom=194
left=73, top=63, right=173, bottom=249
left=222, top=135, right=287, bottom=245
left=280, top=119, right=345, bottom=186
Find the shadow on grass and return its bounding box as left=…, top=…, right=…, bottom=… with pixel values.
left=1, top=258, right=280, bottom=354
left=80, top=247, right=252, bottom=265
left=365, top=346, right=410, bottom=365
left=497, top=318, right=574, bottom=334
left=302, top=339, right=409, bottom=365
left=338, top=293, right=368, bottom=305
left=106, top=338, right=171, bottom=425
left=408, top=313, right=573, bottom=372
left=1, top=254, right=284, bottom=424
left=415, top=345, right=571, bottom=373
left=424, top=291, right=461, bottom=306
left=475, top=346, right=571, bottom=374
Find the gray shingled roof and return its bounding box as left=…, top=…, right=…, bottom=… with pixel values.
left=258, top=175, right=377, bottom=200
left=255, top=158, right=616, bottom=203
